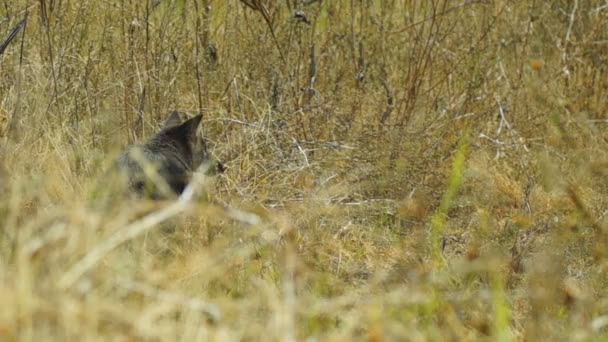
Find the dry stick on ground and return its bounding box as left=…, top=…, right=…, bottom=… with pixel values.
left=58, top=165, right=261, bottom=290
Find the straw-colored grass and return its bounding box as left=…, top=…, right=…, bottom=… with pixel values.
left=1, top=0, right=608, bottom=340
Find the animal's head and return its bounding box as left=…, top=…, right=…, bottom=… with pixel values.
left=154, top=111, right=224, bottom=174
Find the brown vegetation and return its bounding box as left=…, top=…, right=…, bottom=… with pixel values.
left=1, top=0, right=608, bottom=340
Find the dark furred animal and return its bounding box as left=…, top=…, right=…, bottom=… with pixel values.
left=116, top=111, right=223, bottom=199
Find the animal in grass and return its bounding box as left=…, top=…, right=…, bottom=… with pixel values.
left=116, top=111, right=224, bottom=199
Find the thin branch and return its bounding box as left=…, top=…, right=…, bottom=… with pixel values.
left=239, top=0, right=286, bottom=63
left=0, top=16, right=26, bottom=56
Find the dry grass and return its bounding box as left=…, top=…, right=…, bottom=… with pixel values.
left=1, top=0, right=608, bottom=340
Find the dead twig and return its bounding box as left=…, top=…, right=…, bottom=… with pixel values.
left=0, top=16, right=26, bottom=56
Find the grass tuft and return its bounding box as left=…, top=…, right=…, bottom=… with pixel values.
left=1, top=0, right=608, bottom=339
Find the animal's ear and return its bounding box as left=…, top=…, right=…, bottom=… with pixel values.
left=162, top=111, right=182, bottom=129
left=181, top=115, right=203, bottom=137
left=167, top=115, right=203, bottom=142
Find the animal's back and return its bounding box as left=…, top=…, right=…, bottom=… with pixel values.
left=116, top=143, right=191, bottom=199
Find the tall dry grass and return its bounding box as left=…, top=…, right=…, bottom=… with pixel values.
left=1, top=0, right=608, bottom=340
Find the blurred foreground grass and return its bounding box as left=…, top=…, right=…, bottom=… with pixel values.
left=1, top=0, right=608, bottom=340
